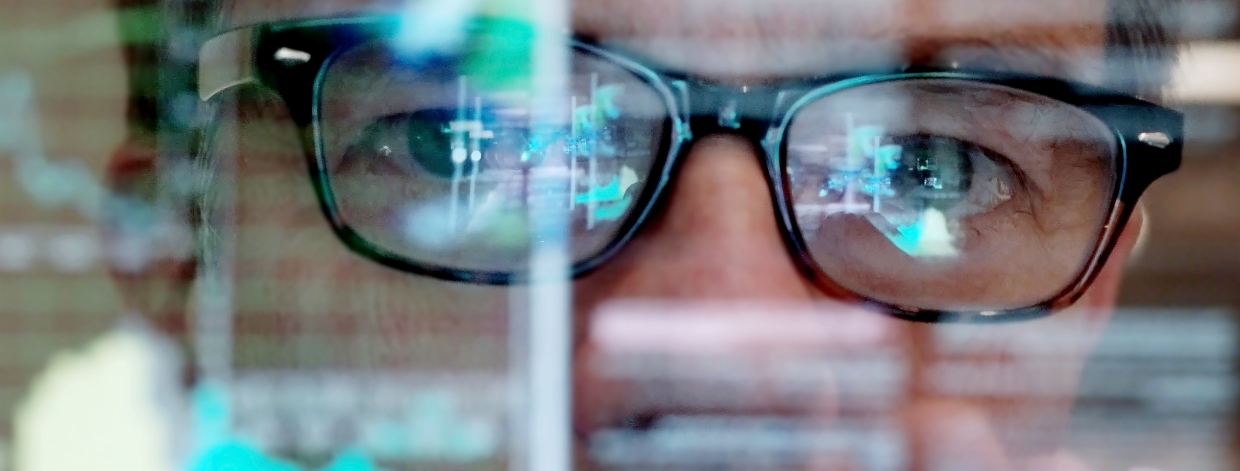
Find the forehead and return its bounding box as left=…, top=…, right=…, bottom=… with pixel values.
left=226, top=0, right=1111, bottom=82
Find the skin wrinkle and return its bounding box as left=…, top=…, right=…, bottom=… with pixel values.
left=976, top=99, right=1112, bottom=251
left=810, top=221, right=1065, bottom=308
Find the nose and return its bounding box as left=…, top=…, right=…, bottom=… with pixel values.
left=568, top=134, right=904, bottom=462
left=574, top=133, right=818, bottom=302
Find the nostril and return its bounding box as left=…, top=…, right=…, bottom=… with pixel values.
left=571, top=301, right=901, bottom=470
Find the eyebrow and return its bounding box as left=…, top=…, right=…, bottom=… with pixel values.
left=906, top=32, right=1107, bottom=81
left=570, top=23, right=1111, bottom=88
left=212, top=0, right=1176, bottom=88
left=1103, top=0, right=1178, bottom=98
left=119, top=0, right=1180, bottom=138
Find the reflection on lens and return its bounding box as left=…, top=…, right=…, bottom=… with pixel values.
left=318, top=42, right=669, bottom=273
left=785, top=79, right=1117, bottom=310
left=889, top=135, right=974, bottom=212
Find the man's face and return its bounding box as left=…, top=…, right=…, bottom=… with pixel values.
left=188, top=0, right=1147, bottom=468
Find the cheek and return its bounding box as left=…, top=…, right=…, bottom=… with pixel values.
left=899, top=212, right=1134, bottom=459
left=216, top=99, right=511, bottom=372
left=229, top=200, right=513, bottom=370
left=906, top=304, right=1107, bottom=460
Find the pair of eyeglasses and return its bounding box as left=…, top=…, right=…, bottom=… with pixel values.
left=198, top=14, right=1182, bottom=322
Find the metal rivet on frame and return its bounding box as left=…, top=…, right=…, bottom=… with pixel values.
left=274, top=47, right=312, bottom=64
left=1138, top=131, right=1173, bottom=149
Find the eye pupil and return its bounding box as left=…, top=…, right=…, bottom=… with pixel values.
left=404, top=108, right=457, bottom=178
left=892, top=135, right=974, bottom=211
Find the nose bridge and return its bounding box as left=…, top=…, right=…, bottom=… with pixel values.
left=577, top=80, right=812, bottom=299
left=631, top=81, right=798, bottom=250
left=586, top=132, right=813, bottom=300
left=680, top=81, right=784, bottom=145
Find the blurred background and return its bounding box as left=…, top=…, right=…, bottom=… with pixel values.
left=0, top=0, right=1237, bottom=470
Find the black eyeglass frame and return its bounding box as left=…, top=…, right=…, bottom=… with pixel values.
left=197, top=15, right=1184, bottom=323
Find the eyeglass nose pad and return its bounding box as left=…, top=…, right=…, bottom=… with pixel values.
left=718, top=98, right=742, bottom=129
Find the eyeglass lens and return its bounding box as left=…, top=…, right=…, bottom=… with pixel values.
left=786, top=80, right=1118, bottom=310
left=316, top=37, right=1120, bottom=312
left=318, top=40, right=670, bottom=273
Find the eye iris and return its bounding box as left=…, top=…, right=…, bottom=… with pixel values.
left=891, top=135, right=974, bottom=212
left=404, top=108, right=456, bottom=178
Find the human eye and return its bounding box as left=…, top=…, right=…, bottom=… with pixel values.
left=785, top=78, right=1119, bottom=310
left=337, top=104, right=539, bottom=179
left=791, top=127, right=1029, bottom=261
left=328, top=100, right=542, bottom=257
left=874, top=133, right=1019, bottom=224
left=336, top=109, right=455, bottom=178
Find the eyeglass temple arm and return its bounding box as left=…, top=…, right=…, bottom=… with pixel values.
left=198, top=28, right=257, bottom=102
